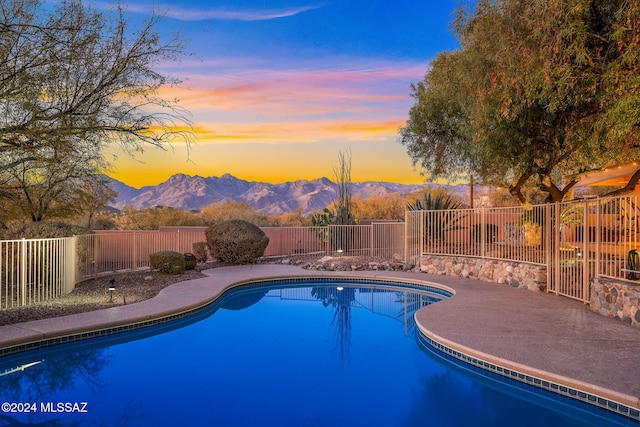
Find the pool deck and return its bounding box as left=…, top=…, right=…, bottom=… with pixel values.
left=0, top=264, right=639, bottom=413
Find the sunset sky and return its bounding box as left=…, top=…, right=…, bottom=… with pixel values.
left=102, top=0, right=465, bottom=188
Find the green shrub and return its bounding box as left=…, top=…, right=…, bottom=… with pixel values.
left=149, top=251, right=185, bottom=274
left=192, top=241, right=209, bottom=263
left=205, top=219, right=269, bottom=264
left=184, top=252, right=197, bottom=270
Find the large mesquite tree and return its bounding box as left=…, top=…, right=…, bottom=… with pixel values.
left=400, top=0, right=640, bottom=203
left=0, top=0, right=192, bottom=221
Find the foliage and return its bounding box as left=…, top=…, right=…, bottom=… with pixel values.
left=400, top=0, right=640, bottom=203
left=310, top=207, right=335, bottom=245
left=205, top=219, right=269, bottom=264
left=112, top=202, right=315, bottom=230
left=271, top=207, right=310, bottom=226
left=488, top=187, right=547, bottom=207
left=351, top=194, right=406, bottom=221
left=0, top=0, right=192, bottom=222
left=0, top=220, right=92, bottom=239
left=149, top=251, right=186, bottom=274
left=199, top=200, right=271, bottom=226
left=0, top=148, right=107, bottom=222
left=192, top=242, right=209, bottom=263
left=83, top=210, right=119, bottom=230
left=406, top=188, right=465, bottom=242
left=332, top=150, right=354, bottom=225
left=115, top=205, right=201, bottom=230
left=71, top=177, right=118, bottom=229
left=311, top=208, right=335, bottom=227
left=183, top=252, right=197, bottom=270
left=406, top=188, right=461, bottom=211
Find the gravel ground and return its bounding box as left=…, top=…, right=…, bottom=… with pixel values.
left=0, top=265, right=212, bottom=327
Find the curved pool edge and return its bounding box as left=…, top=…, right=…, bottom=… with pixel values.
left=0, top=264, right=638, bottom=423
left=415, top=324, right=640, bottom=422
left=0, top=266, right=453, bottom=358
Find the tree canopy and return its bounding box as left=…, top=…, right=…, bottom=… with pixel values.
left=400, top=0, right=640, bottom=203
left=0, top=0, right=192, bottom=222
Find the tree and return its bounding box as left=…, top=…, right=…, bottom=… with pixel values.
left=0, top=0, right=192, bottom=220
left=400, top=0, right=640, bottom=203
left=351, top=194, right=406, bottom=221
left=273, top=207, right=310, bottom=226
left=115, top=205, right=200, bottom=230
left=332, top=149, right=354, bottom=225
left=72, top=176, right=118, bottom=229
left=199, top=200, right=270, bottom=226
left=0, top=141, right=106, bottom=222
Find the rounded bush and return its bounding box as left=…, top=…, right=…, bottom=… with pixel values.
left=205, top=220, right=269, bottom=264
left=184, top=252, right=197, bottom=270
left=149, top=251, right=186, bottom=274
left=192, top=241, right=209, bottom=263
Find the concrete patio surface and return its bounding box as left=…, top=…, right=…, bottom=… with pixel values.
left=0, top=264, right=638, bottom=414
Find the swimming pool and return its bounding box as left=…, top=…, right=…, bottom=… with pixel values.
left=0, top=278, right=633, bottom=426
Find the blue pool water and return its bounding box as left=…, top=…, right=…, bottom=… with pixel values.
left=0, top=279, right=634, bottom=426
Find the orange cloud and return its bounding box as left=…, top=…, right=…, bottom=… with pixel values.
left=186, top=118, right=405, bottom=144
left=155, top=61, right=424, bottom=145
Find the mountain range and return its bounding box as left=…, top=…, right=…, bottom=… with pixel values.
left=107, top=173, right=476, bottom=215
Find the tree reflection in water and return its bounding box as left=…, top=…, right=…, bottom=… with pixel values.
left=311, top=286, right=356, bottom=364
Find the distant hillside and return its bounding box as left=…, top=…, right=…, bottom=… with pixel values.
left=106, top=174, right=480, bottom=215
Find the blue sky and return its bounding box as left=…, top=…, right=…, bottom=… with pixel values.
left=103, top=0, right=465, bottom=187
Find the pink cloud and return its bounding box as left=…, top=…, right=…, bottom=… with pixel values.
left=157, top=59, right=429, bottom=144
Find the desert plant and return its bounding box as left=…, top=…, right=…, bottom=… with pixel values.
left=407, top=190, right=466, bottom=242
left=192, top=241, right=209, bottom=263
left=406, top=191, right=461, bottom=211
left=149, top=251, right=186, bottom=274
left=205, top=219, right=269, bottom=264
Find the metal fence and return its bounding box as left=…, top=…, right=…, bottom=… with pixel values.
left=407, top=205, right=547, bottom=265
left=0, top=238, right=76, bottom=309
left=261, top=223, right=406, bottom=259
left=408, top=195, right=640, bottom=303
left=4, top=195, right=640, bottom=309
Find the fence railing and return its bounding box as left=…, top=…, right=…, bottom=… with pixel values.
left=407, top=205, right=547, bottom=265
left=0, top=237, right=76, bottom=309
left=4, top=194, right=640, bottom=309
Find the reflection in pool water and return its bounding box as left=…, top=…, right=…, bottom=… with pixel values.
left=0, top=281, right=631, bottom=426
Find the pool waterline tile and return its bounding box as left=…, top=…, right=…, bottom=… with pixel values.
left=417, top=330, right=640, bottom=423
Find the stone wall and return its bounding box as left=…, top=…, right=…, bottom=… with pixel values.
left=420, top=254, right=547, bottom=292
left=590, top=277, right=640, bottom=327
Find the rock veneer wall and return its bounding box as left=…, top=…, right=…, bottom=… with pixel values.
left=420, top=255, right=547, bottom=292
left=590, top=277, right=640, bottom=327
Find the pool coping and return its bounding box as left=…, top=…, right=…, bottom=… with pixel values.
left=0, top=264, right=638, bottom=421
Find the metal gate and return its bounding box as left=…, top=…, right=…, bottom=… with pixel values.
left=547, top=201, right=593, bottom=302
